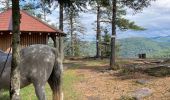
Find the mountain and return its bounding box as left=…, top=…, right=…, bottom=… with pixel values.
left=150, top=36, right=170, bottom=42
left=61, top=36, right=170, bottom=58
left=118, top=37, right=170, bottom=58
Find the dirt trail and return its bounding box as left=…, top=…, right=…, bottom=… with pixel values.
left=65, top=59, right=170, bottom=100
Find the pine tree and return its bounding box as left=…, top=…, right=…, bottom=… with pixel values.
left=64, top=5, right=86, bottom=56
left=0, top=0, right=11, bottom=12
left=110, top=0, right=155, bottom=69
left=89, top=0, right=110, bottom=58
left=11, top=0, right=21, bottom=99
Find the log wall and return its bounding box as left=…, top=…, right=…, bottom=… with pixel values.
left=0, top=33, right=48, bottom=53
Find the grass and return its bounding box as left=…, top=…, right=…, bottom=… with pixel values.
left=63, top=70, right=83, bottom=100
left=0, top=69, right=83, bottom=100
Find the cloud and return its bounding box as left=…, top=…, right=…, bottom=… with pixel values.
left=120, top=0, right=170, bottom=38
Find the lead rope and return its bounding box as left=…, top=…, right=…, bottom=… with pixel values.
left=0, top=46, right=12, bottom=78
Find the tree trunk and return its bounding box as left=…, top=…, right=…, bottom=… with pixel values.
left=57, top=2, right=64, bottom=100
left=59, top=3, right=64, bottom=59
left=110, top=0, right=116, bottom=69
left=10, top=0, right=21, bottom=99
left=96, top=5, right=101, bottom=58
left=70, top=10, right=74, bottom=56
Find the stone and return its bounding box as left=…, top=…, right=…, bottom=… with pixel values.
left=131, top=88, right=152, bottom=100
left=136, top=79, right=150, bottom=85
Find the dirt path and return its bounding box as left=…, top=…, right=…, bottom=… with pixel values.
left=65, top=59, right=170, bottom=100
left=75, top=69, right=137, bottom=100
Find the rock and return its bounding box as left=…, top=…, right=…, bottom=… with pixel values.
left=131, top=88, right=152, bottom=100
left=136, top=79, right=150, bottom=85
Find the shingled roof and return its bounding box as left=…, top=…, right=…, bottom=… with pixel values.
left=0, top=9, right=65, bottom=36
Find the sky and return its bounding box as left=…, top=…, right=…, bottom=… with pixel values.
left=66, top=0, right=170, bottom=40
left=74, top=0, right=170, bottom=40
left=119, top=0, right=170, bottom=39
left=1, top=0, right=170, bottom=40
left=47, top=0, right=170, bottom=40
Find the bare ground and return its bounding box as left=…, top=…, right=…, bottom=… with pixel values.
left=64, top=58, right=170, bottom=100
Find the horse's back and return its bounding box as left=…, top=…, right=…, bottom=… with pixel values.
left=0, top=45, right=56, bottom=89
left=20, top=44, right=56, bottom=86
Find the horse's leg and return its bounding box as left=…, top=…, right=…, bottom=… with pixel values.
left=33, top=84, right=46, bottom=100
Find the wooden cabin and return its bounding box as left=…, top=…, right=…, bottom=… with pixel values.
left=0, top=9, right=65, bottom=52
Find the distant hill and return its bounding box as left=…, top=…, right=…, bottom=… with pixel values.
left=118, top=36, right=170, bottom=58
left=150, top=36, right=170, bottom=42
left=62, top=36, right=170, bottom=58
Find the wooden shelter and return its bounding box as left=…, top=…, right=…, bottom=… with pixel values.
left=0, top=9, right=65, bottom=52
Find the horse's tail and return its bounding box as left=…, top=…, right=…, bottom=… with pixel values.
left=48, top=48, right=63, bottom=100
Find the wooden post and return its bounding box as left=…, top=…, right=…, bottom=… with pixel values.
left=11, top=0, right=21, bottom=99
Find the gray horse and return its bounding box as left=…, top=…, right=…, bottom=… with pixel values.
left=0, top=44, right=63, bottom=100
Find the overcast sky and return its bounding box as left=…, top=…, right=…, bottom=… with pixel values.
left=58, top=0, right=170, bottom=40
left=119, top=0, right=170, bottom=39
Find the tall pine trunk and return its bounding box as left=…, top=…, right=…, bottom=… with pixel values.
left=110, top=0, right=116, bottom=69
left=96, top=5, right=101, bottom=58
left=11, top=0, right=21, bottom=99
left=59, top=2, right=64, bottom=58
left=57, top=2, right=64, bottom=100
left=70, top=10, right=74, bottom=56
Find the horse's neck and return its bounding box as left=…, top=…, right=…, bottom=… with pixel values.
left=0, top=50, right=7, bottom=56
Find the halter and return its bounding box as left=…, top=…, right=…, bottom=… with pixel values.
left=0, top=47, right=12, bottom=78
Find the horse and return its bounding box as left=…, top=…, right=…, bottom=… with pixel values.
left=0, top=44, right=63, bottom=100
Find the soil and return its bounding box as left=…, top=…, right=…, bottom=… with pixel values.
left=64, top=58, right=170, bottom=100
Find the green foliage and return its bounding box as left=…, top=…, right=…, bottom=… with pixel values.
left=64, top=40, right=96, bottom=57
left=21, top=0, right=52, bottom=21
left=100, top=3, right=145, bottom=31
left=150, top=49, right=170, bottom=58
left=64, top=1, right=86, bottom=57
left=120, top=0, right=156, bottom=11
left=117, top=18, right=145, bottom=31
left=79, top=41, right=96, bottom=57
left=46, top=0, right=87, bottom=11
left=101, top=29, right=111, bottom=57
left=119, top=37, right=170, bottom=58
left=89, top=0, right=110, bottom=7
left=100, top=28, right=121, bottom=57
left=0, top=0, right=11, bottom=12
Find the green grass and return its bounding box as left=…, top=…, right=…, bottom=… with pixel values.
left=63, top=70, right=83, bottom=100
left=0, top=69, right=83, bottom=100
